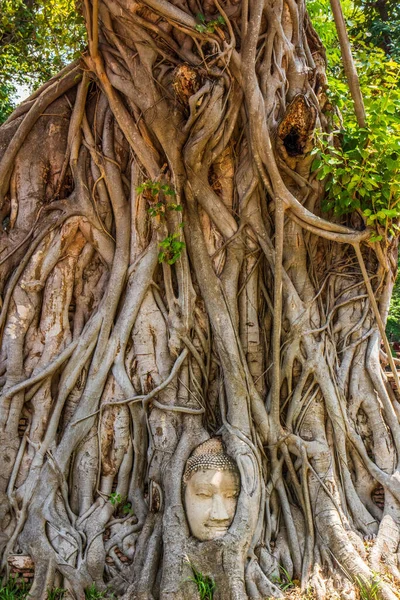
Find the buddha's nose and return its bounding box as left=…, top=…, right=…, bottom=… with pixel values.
left=210, top=494, right=230, bottom=522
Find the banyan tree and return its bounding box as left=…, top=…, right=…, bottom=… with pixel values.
left=0, top=0, right=399, bottom=598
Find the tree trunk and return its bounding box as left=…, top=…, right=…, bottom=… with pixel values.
left=0, top=1, right=399, bottom=598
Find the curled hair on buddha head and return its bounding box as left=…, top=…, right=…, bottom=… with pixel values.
left=182, top=437, right=239, bottom=485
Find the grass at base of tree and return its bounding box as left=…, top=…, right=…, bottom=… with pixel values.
left=47, top=588, right=66, bottom=600
left=0, top=579, right=118, bottom=600
left=84, top=583, right=116, bottom=599
left=0, top=578, right=30, bottom=599
left=186, top=562, right=215, bottom=600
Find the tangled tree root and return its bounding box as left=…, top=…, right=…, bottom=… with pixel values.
left=0, top=0, right=399, bottom=598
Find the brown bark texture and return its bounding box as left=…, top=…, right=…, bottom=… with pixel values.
left=0, top=0, right=399, bottom=598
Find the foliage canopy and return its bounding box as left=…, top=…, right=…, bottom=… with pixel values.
left=308, top=0, right=400, bottom=240
left=0, top=0, right=85, bottom=122
left=309, top=0, right=400, bottom=338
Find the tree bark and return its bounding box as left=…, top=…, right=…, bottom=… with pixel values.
left=0, top=0, right=399, bottom=598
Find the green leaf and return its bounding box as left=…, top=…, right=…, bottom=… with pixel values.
left=370, top=233, right=383, bottom=242
left=311, top=158, right=323, bottom=171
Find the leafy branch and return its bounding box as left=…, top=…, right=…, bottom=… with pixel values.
left=195, top=13, right=225, bottom=34
left=158, top=225, right=185, bottom=265
left=136, top=180, right=182, bottom=219
left=148, top=202, right=182, bottom=218
left=109, top=492, right=134, bottom=515
left=308, top=0, right=400, bottom=242
left=311, top=57, right=400, bottom=242
left=136, top=180, right=176, bottom=197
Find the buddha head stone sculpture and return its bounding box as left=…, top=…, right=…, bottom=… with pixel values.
left=183, top=438, right=240, bottom=541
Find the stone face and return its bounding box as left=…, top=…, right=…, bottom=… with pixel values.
left=184, top=468, right=240, bottom=541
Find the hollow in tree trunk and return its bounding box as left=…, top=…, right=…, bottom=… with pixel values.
left=0, top=0, right=399, bottom=598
